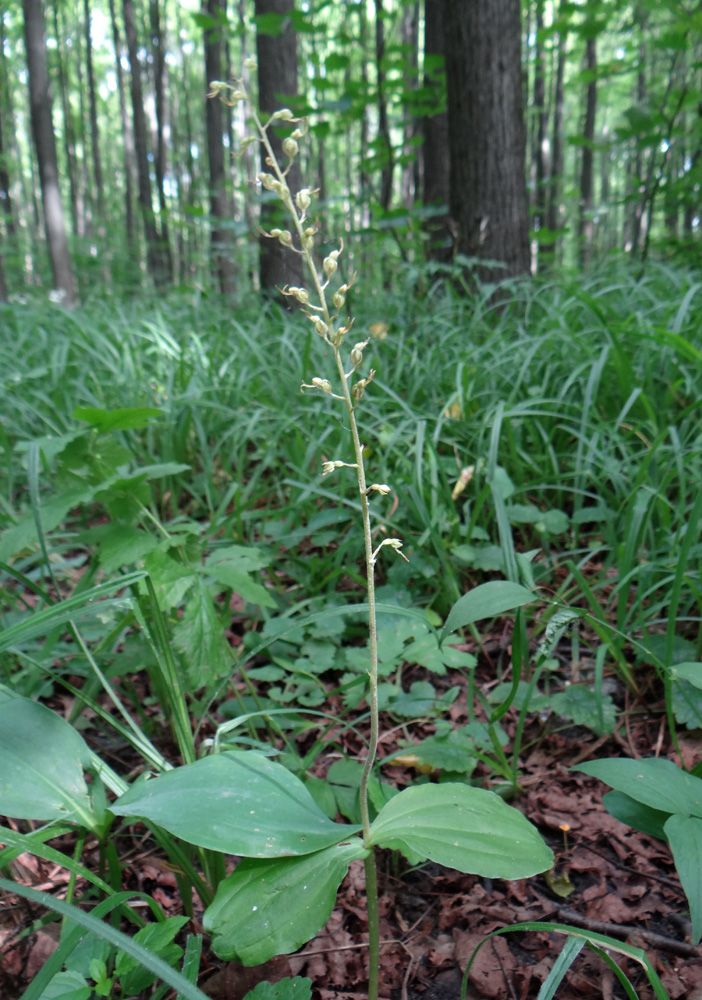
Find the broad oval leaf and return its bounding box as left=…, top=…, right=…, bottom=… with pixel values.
left=204, top=839, right=368, bottom=965
left=442, top=582, right=535, bottom=641
left=573, top=757, right=702, bottom=819
left=665, top=813, right=702, bottom=945
left=0, top=698, right=95, bottom=828
left=602, top=790, right=669, bottom=841
left=367, top=783, right=553, bottom=878
left=111, top=751, right=359, bottom=856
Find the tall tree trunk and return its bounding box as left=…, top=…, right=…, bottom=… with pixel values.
left=149, top=0, right=173, bottom=280
left=123, top=0, right=167, bottom=285
left=23, top=0, right=77, bottom=304
left=578, top=35, right=597, bottom=269
left=52, top=2, right=80, bottom=237
left=400, top=1, right=419, bottom=209
left=204, top=0, right=236, bottom=295
left=442, top=0, right=530, bottom=285
left=533, top=0, right=548, bottom=260
left=255, top=0, right=303, bottom=294
left=0, top=108, right=10, bottom=300
left=544, top=8, right=566, bottom=260
left=422, top=0, right=451, bottom=263
left=374, top=0, right=393, bottom=212
left=83, top=0, right=103, bottom=219
left=108, top=0, right=135, bottom=248
left=0, top=16, right=16, bottom=299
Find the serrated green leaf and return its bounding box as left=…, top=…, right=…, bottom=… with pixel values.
left=173, top=577, right=230, bottom=685
left=549, top=686, right=616, bottom=736
left=111, top=751, right=358, bottom=856
left=672, top=663, right=702, bottom=690
left=205, top=553, right=276, bottom=609
left=205, top=841, right=367, bottom=964
left=97, top=526, right=160, bottom=573
left=368, top=783, right=553, bottom=878
left=242, top=978, right=312, bottom=1000
left=115, top=916, right=188, bottom=994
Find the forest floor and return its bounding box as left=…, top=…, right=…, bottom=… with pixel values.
left=2, top=627, right=702, bottom=1000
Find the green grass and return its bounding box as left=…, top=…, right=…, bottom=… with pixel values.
left=2, top=259, right=702, bottom=680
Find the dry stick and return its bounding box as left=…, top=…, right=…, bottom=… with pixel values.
left=557, top=907, right=701, bottom=959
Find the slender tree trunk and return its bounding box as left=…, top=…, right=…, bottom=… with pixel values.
left=123, top=0, right=166, bottom=285
left=374, top=0, right=393, bottom=212
left=23, top=0, right=77, bottom=304
left=400, top=2, right=419, bottom=209
left=422, top=0, right=451, bottom=263
left=0, top=110, right=9, bottom=299
left=442, top=0, right=530, bottom=285
left=255, top=0, right=303, bottom=294
left=204, top=0, right=236, bottom=295
left=544, top=11, right=566, bottom=259
left=0, top=17, right=16, bottom=299
left=108, top=0, right=135, bottom=249
left=149, top=0, right=173, bottom=281
left=53, top=2, right=80, bottom=237
left=578, top=35, right=597, bottom=269
left=72, top=5, right=90, bottom=235
left=533, top=0, right=548, bottom=249
left=83, top=0, right=103, bottom=218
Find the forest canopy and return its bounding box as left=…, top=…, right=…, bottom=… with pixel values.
left=1, top=0, right=700, bottom=303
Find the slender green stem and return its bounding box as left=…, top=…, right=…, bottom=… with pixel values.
left=364, top=852, right=380, bottom=1000
left=246, top=88, right=386, bottom=990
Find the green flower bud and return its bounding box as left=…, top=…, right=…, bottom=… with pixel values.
left=352, top=379, right=367, bottom=403
left=313, top=318, right=328, bottom=338
left=296, top=188, right=312, bottom=212
left=272, top=108, right=295, bottom=121
left=333, top=290, right=346, bottom=310
left=277, top=230, right=293, bottom=247
left=258, top=172, right=277, bottom=190
left=289, top=286, right=310, bottom=305
left=282, top=137, right=299, bottom=158
left=323, top=256, right=338, bottom=278
left=350, top=342, right=365, bottom=367
left=311, top=377, right=332, bottom=393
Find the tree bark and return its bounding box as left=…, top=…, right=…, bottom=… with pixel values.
left=255, top=0, right=303, bottom=294
left=374, top=0, right=393, bottom=212
left=123, top=0, right=168, bottom=285
left=422, top=0, right=451, bottom=263
left=578, top=34, right=597, bottom=269
left=442, top=0, right=530, bottom=285
left=83, top=0, right=104, bottom=218
left=544, top=7, right=566, bottom=260
left=108, top=0, right=136, bottom=249
left=149, top=0, right=173, bottom=281
left=204, top=0, right=236, bottom=295
left=533, top=0, right=548, bottom=237
left=23, top=0, right=77, bottom=305
left=400, top=1, right=419, bottom=209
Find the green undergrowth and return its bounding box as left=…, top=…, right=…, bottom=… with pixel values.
left=2, top=259, right=702, bottom=730
left=3, top=259, right=702, bottom=632
left=2, top=259, right=702, bottom=997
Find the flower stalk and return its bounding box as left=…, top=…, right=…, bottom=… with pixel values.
left=211, top=76, right=408, bottom=1000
